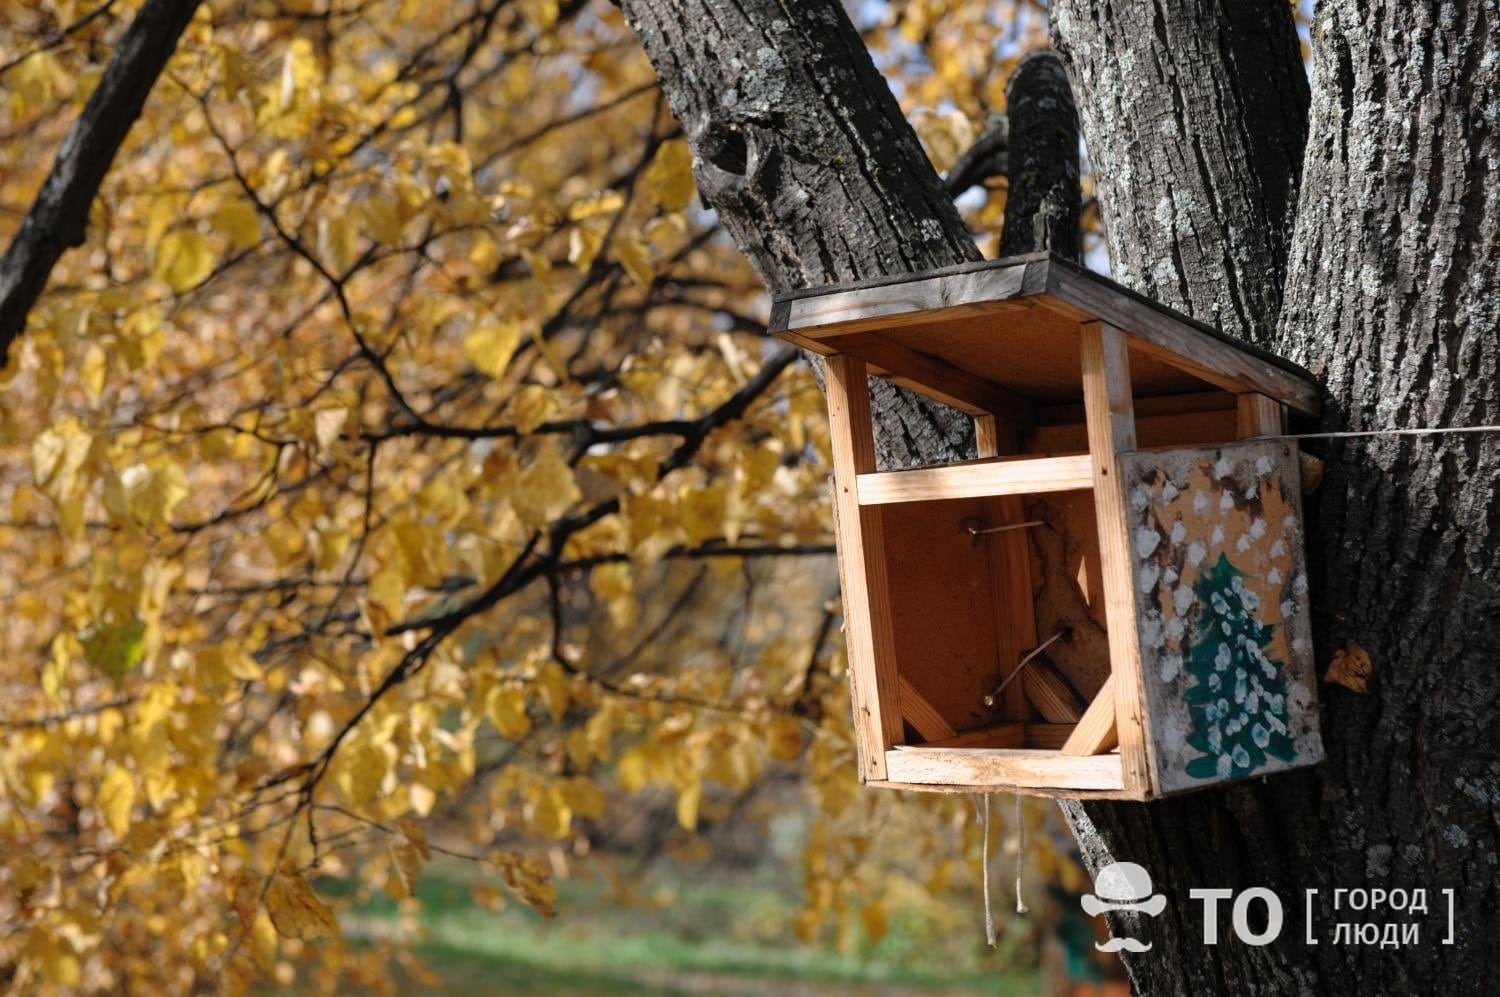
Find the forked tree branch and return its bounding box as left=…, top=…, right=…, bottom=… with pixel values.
left=0, top=0, right=203, bottom=362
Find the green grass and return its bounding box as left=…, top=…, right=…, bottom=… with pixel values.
left=341, top=860, right=1042, bottom=995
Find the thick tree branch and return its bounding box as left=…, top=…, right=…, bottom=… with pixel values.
left=998, top=50, right=1080, bottom=260
left=0, top=0, right=204, bottom=361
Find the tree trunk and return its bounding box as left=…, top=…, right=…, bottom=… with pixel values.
left=622, top=0, right=1498, bottom=992
left=1051, top=0, right=1307, bottom=346
left=1049, top=0, right=1499, bottom=992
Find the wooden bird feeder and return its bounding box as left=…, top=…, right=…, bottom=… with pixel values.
left=770, top=253, right=1326, bottom=800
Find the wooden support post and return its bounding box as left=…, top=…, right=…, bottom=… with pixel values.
left=1023, top=665, right=1084, bottom=724
left=1062, top=675, right=1120, bottom=755
left=1079, top=321, right=1154, bottom=797
left=899, top=676, right=956, bottom=742
left=1237, top=392, right=1287, bottom=438
left=975, top=414, right=1039, bottom=722
left=826, top=355, right=903, bottom=781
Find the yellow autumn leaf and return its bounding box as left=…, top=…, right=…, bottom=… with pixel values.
left=534, top=661, right=571, bottom=723
left=566, top=190, right=624, bottom=221
left=614, top=235, right=654, bottom=288
left=487, top=685, right=532, bottom=740
left=97, top=767, right=135, bottom=836
left=212, top=200, right=262, bottom=251
left=512, top=447, right=581, bottom=527
left=122, top=461, right=189, bottom=526
left=675, top=779, right=701, bottom=832
left=265, top=871, right=338, bottom=940
left=313, top=407, right=348, bottom=450
left=526, top=784, right=572, bottom=839
left=462, top=319, right=523, bottom=380
left=152, top=230, right=214, bottom=293
left=81, top=343, right=106, bottom=400
left=645, top=139, right=696, bottom=212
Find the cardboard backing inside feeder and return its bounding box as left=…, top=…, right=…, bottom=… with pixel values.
left=773, top=252, right=1326, bottom=801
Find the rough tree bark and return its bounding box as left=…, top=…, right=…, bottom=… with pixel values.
left=998, top=51, right=1080, bottom=261
left=0, top=0, right=204, bottom=361
left=1050, top=1, right=1499, bottom=993
left=1051, top=0, right=1308, bottom=346
left=621, top=0, right=1498, bottom=992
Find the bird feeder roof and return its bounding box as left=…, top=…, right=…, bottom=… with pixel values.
left=768, top=252, right=1321, bottom=420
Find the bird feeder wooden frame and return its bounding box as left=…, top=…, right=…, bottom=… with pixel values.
left=770, top=253, right=1326, bottom=800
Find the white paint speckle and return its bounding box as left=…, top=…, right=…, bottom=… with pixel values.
left=1187, top=540, right=1207, bottom=566
left=1134, top=525, right=1161, bottom=558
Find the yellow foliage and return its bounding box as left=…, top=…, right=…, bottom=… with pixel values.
left=0, top=1, right=1064, bottom=989
left=265, top=871, right=339, bottom=940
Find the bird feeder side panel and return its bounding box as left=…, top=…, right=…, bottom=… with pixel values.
left=1119, top=440, right=1324, bottom=795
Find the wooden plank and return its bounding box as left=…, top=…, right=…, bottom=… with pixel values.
left=820, top=334, right=1037, bottom=425
left=1079, top=321, right=1155, bottom=798
left=866, top=779, right=1136, bottom=800
left=1062, top=674, right=1119, bottom=756
left=1237, top=392, right=1287, bottom=438
left=825, top=355, right=903, bottom=782
left=1042, top=268, right=1320, bottom=415
left=925, top=724, right=1026, bottom=749
left=775, top=257, right=1047, bottom=336
left=1038, top=390, right=1236, bottom=425
left=975, top=416, right=1037, bottom=723
left=925, top=722, right=1077, bottom=750
left=899, top=675, right=956, bottom=742
left=856, top=454, right=1093, bottom=506
left=1023, top=664, right=1084, bottom=724
left=1025, top=409, right=1237, bottom=453
left=885, top=746, right=1125, bottom=791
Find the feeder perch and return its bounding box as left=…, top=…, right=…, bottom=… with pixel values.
left=770, top=253, right=1325, bottom=800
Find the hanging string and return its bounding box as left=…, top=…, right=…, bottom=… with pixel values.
left=972, top=793, right=997, bottom=948
left=1265, top=424, right=1500, bottom=443
left=1014, top=794, right=1029, bottom=916
left=983, top=628, right=1071, bottom=708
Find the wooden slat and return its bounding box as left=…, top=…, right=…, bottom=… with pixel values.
left=1079, top=321, right=1155, bottom=798
left=1236, top=392, right=1287, bottom=438
left=866, top=780, right=1136, bottom=800
left=885, top=746, right=1125, bottom=791
left=975, top=416, right=1037, bottom=722
left=1038, top=390, right=1237, bottom=425
left=1043, top=268, right=1320, bottom=415
left=924, top=722, right=1077, bottom=750
left=898, top=676, right=956, bottom=742
left=856, top=454, right=1093, bottom=506
left=776, top=257, right=1046, bottom=336
left=1062, top=674, right=1119, bottom=756
left=1023, top=664, right=1084, bottom=724
left=825, top=356, right=903, bottom=782
left=821, top=334, right=1036, bottom=425
left=1024, top=409, right=1237, bottom=453
left=925, top=724, right=1026, bottom=749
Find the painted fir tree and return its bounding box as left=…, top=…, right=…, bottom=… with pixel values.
left=1183, top=553, right=1299, bottom=780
